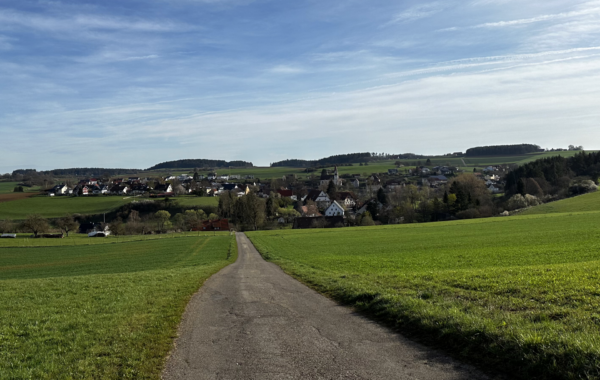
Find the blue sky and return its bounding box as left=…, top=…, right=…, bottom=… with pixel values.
left=1, top=0, right=599, bottom=171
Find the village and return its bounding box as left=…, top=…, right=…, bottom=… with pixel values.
left=42, top=163, right=511, bottom=230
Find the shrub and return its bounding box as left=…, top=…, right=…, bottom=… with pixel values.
left=456, top=208, right=480, bottom=219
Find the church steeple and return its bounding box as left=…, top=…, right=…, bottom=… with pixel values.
left=333, top=166, right=339, bottom=183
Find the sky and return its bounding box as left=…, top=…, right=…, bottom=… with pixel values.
left=1, top=0, right=599, bottom=172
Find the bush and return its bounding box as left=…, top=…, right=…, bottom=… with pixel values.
left=507, top=194, right=528, bottom=210
left=456, top=208, right=480, bottom=219
left=569, top=180, right=598, bottom=195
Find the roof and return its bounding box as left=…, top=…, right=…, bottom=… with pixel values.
left=305, top=189, right=329, bottom=202
left=336, top=191, right=356, bottom=200
left=277, top=189, right=294, bottom=197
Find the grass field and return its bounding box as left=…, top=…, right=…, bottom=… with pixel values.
left=0, top=231, right=230, bottom=248
left=0, top=195, right=218, bottom=220
left=520, top=191, right=600, bottom=215
left=0, top=195, right=137, bottom=220
left=247, top=212, right=600, bottom=379
left=0, top=234, right=236, bottom=379
left=0, top=182, right=41, bottom=194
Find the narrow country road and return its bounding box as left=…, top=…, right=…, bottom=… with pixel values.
left=162, top=233, right=491, bottom=380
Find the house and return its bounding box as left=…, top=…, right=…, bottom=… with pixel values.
left=245, top=175, right=255, bottom=179
left=421, top=167, right=431, bottom=174
left=388, top=168, right=399, bottom=175
left=49, top=184, right=68, bottom=195
left=304, top=190, right=331, bottom=208
left=293, top=216, right=345, bottom=229
left=336, top=192, right=357, bottom=207
left=325, top=201, right=345, bottom=217
left=220, top=183, right=239, bottom=193
left=352, top=178, right=360, bottom=188
left=488, top=184, right=501, bottom=193
left=82, top=186, right=90, bottom=195
left=428, top=175, right=448, bottom=187
left=207, top=173, right=218, bottom=180
left=230, top=175, right=241, bottom=180
left=277, top=189, right=297, bottom=201
left=154, top=184, right=173, bottom=193
left=219, top=175, right=230, bottom=180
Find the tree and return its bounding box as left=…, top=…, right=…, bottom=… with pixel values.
left=13, top=186, right=23, bottom=192
left=155, top=210, right=171, bottom=232
left=21, top=214, right=49, bottom=237
left=172, top=213, right=186, bottom=232
left=208, top=213, right=219, bottom=220
left=108, top=218, right=126, bottom=236
left=359, top=211, right=375, bottom=226
left=55, top=214, right=79, bottom=237
left=426, top=158, right=431, bottom=165
left=265, top=196, right=278, bottom=220
left=0, top=219, right=15, bottom=233
left=376, top=187, right=387, bottom=206
left=326, top=180, right=337, bottom=200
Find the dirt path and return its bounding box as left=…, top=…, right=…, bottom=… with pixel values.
left=162, top=233, right=491, bottom=380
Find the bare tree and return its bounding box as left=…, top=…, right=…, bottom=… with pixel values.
left=21, top=214, right=49, bottom=237
left=55, top=214, right=79, bottom=237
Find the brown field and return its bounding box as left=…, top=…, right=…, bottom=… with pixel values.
left=0, top=192, right=41, bottom=203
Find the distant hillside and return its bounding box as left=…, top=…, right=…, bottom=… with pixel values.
left=147, top=159, right=253, bottom=170
left=521, top=191, right=600, bottom=215
left=466, top=144, right=542, bottom=157
left=271, top=153, right=371, bottom=167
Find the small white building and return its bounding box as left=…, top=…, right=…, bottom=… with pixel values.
left=325, top=201, right=345, bottom=217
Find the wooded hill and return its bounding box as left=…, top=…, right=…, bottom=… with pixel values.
left=465, top=144, right=543, bottom=156
left=147, top=159, right=253, bottom=170
left=271, top=153, right=371, bottom=167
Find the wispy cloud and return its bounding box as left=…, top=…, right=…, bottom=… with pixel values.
left=384, top=3, right=444, bottom=27
left=269, top=65, right=306, bottom=74
left=0, top=9, right=193, bottom=34
left=441, top=4, right=600, bottom=31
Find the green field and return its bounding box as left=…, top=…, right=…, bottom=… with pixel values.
left=247, top=212, right=600, bottom=379
left=0, top=182, right=40, bottom=194
left=521, top=191, right=600, bottom=215
left=174, top=196, right=218, bottom=208
left=0, top=195, right=218, bottom=220
left=0, top=195, right=136, bottom=220
left=0, top=234, right=236, bottom=379
left=0, top=231, right=230, bottom=248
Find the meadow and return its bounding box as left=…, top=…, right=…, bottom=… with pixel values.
left=0, top=182, right=41, bottom=194
left=247, top=212, right=600, bottom=379
left=0, top=234, right=236, bottom=379
left=0, top=194, right=218, bottom=220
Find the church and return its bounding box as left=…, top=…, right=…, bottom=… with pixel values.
left=319, top=166, right=343, bottom=187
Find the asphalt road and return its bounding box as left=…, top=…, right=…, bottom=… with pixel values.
left=162, top=233, right=491, bottom=380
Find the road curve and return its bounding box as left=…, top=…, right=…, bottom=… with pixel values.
left=162, top=233, right=491, bottom=380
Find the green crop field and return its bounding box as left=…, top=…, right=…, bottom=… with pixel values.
left=0, top=234, right=236, bottom=379
left=521, top=191, right=600, bottom=216
left=247, top=212, right=600, bottom=379
left=0, top=195, right=137, bottom=220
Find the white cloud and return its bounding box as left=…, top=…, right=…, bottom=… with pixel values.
left=268, top=65, right=306, bottom=74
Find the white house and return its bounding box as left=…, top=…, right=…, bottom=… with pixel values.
left=325, top=201, right=345, bottom=217
left=352, top=178, right=360, bottom=188
left=304, top=190, right=331, bottom=208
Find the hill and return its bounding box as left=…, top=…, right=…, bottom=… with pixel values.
left=147, top=159, right=253, bottom=170
left=520, top=190, right=600, bottom=215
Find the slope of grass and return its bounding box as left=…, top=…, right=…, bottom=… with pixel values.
left=175, top=196, right=218, bottom=208
left=247, top=213, right=600, bottom=379
left=0, top=235, right=236, bottom=379
left=520, top=191, right=600, bottom=215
